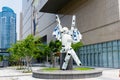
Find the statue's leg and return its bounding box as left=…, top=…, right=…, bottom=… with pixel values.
left=62, top=51, right=71, bottom=70
left=70, top=48, right=82, bottom=66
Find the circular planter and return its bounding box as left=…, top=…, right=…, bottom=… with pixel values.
left=32, top=69, right=102, bottom=79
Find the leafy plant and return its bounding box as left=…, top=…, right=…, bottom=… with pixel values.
left=49, top=40, right=62, bottom=56
left=7, top=41, right=24, bottom=67
left=8, top=34, right=45, bottom=71
left=46, top=40, right=62, bottom=67
left=0, top=55, right=3, bottom=62
left=71, top=42, right=83, bottom=51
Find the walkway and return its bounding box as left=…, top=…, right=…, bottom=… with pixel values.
left=0, top=67, right=120, bottom=80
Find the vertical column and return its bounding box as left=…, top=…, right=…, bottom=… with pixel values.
left=113, top=41, right=118, bottom=68
left=91, top=45, right=94, bottom=66
left=107, top=42, right=113, bottom=68
left=102, top=43, right=108, bottom=67
left=98, top=43, right=102, bottom=67
left=118, top=40, right=120, bottom=68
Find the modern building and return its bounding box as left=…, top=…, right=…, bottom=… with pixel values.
left=19, top=13, right=23, bottom=40
left=0, top=7, right=16, bottom=66
left=22, top=0, right=120, bottom=68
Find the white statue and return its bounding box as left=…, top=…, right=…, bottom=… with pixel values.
left=53, top=15, right=82, bottom=70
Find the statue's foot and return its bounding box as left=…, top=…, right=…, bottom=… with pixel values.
left=79, top=63, right=82, bottom=66
left=62, top=69, right=66, bottom=71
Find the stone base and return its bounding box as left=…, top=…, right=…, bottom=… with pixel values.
left=32, top=69, right=102, bottom=79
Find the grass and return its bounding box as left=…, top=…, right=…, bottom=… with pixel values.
left=74, top=67, right=93, bottom=70
left=41, top=67, right=59, bottom=71
left=41, top=67, right=93, bottom=71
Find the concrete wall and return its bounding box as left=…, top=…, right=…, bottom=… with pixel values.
left=22, top=0, right=55, bottom=43
left=59, top=0, right=120, bottom=45
left=19, top=13, right=23, bottom=40
left=22, top=0, right=120, bottom=45
left=35, top=13, right=56, bottom=43
left=22, top=0, right=33, bottom=39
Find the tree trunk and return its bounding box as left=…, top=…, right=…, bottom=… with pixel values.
left=25, top=56, right=32, bottom=71
left=52, top=54, right=55, bottom=68
left=46, top=56, right=48, bottom=63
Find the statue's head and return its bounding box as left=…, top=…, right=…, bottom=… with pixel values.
left=63, top=27, right=69, bottom=34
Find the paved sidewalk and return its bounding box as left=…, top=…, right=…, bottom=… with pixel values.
left=0, top=67, right=120, bottom=80
left=84, top=68, right=120, bottom=80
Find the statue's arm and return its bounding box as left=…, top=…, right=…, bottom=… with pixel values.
left=56, top=15, right=63, bottom=32
left=71, top=15, right=76, bottom=30
left=70, top=15, right=83, bottom=43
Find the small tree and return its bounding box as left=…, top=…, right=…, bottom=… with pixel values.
left=43, top=45, right=51, bottom=63
left=71, top=42, right=83, bottom=52
left=7, top=41, right=24, bottom=68
left=22, top=35, right=44, bottom=71
left=8, top=34, right=44, bottom=71
left=48, top=40, right=62, bottom=67
left=0, top=55, right=3, bottom=62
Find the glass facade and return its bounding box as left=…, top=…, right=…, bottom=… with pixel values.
left=79, top=40, right=120, bottom=68
left=0, top=7, right=16, bottom=66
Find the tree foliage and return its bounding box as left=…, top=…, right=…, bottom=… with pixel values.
left=7, top=41, right=24, bottom=66
left=0, top=55, right=3, bottom=62
left=49, top=40, right=62, bottom=54
left=7, top=34, right=45, bottom=71
left=7, top=34, right=83, bottom=69
left=71, top=42, right=83, bottom=51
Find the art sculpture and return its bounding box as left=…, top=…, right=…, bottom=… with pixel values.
left=53, top=15, right=82, bottom=70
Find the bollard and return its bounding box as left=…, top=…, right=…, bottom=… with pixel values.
left=119, top=70, right=120, bottom=77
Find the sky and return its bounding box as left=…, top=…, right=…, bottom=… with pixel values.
left=0, top=0, right=22, bottom=40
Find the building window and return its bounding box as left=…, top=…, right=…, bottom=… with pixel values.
left=79, top=40, right=120, bottom=68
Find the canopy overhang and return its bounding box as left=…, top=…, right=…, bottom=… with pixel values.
left=39, top=0, right=71, bottom=13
